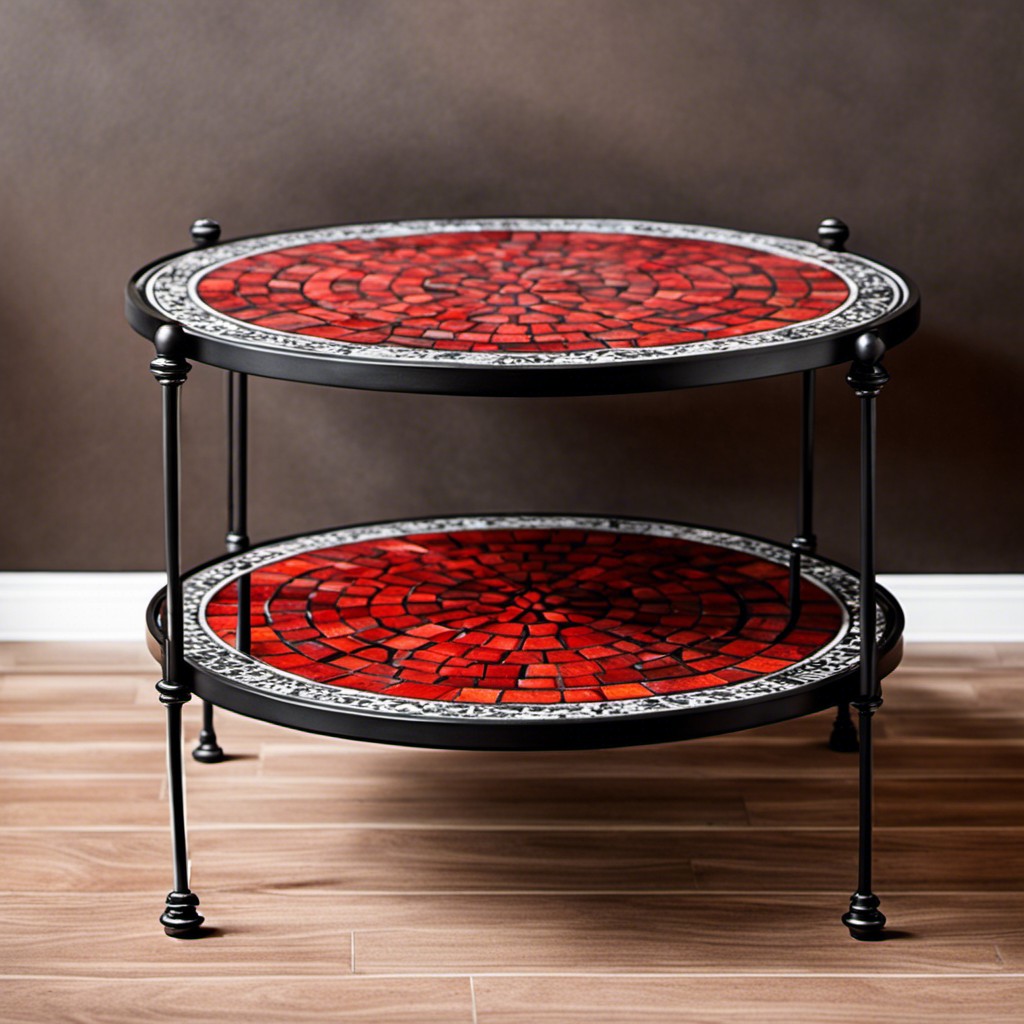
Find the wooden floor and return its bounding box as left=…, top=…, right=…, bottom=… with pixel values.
left=1, top=642, right=1022, bottom=1022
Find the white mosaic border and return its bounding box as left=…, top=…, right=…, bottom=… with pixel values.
left=183, top=515, right=889, bottom=723
left=144, top=219, right=909, bottom=368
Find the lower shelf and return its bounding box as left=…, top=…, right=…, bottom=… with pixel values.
left=149, top=514, right=903, bottom=750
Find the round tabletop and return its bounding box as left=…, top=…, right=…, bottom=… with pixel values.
left=127, top=219, right=918, bottom=396
left=157, top=514, right=903, bottom=750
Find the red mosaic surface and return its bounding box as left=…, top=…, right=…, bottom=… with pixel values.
left=204, top=529, right=843, bottom=705
left=195, top=231, right=849, bottom=353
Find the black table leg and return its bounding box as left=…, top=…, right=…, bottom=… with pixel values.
left=814, top=219, right=859, bottom=752
left=188, top=219, right=236, bottom=764
left=225, top=369, right=251, bottom=643
left=787, top=368, right=816, bottom=620
left=788, top=367, right=856, bottom=750
left=193, top=696, right=223, bottom=763
left=151, top=324, right=204, bottom=937
left=828, top=701, right=859, bottom=753
left=842, top=331, right=889, bottom=941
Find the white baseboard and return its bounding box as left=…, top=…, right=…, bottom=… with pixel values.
left=0, top=573, right=165, bottom=642
left=0, top=572, right=1021, bottom=643
left=880, top=575, right=1024, bottom=642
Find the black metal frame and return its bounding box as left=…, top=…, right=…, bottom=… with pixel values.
left=141, top=216, right=909, bottom=941
left=190, top=219, right=231, bottom=764
left=126, top=219, right=919, bottom=398
left=842, top=330, right=891, bottom=940
left=788, top=369, right=855, bottom=753
left=149, top=323, right=203, bottom=936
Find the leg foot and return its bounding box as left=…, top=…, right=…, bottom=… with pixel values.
left=842, top=891, right=886, bottom=941
left=160, top=890, right=204, bottom=937
left=192, top=733, right=225, bottom=763
left=192, top=700, right=224, bottom=762
left=828, top=703, right=859, bottom=752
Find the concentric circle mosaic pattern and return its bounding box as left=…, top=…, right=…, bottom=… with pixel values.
left=194, top=230, right=849, bottom=354
left=202, top=524, right=844, bottom=707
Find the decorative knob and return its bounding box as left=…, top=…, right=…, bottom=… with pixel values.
left=190, top=218, right=221, bottom=247
left=154, top=323, right=186, bottom=359
left=817, top=218, right=849, bottom=252
left=846, top=333, right=888, bottom=398
left=853, top=332, right=886, bottom=365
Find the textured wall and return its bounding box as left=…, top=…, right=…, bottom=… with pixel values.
left=1, top=0, right=1021, bottom=571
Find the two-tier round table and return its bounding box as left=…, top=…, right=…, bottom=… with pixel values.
left=126, top=216, right=919, bottom=941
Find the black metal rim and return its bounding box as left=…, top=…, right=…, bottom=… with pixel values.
left=125, top=220, right=920, bottom=397
left=146, top=514, right=905, bottom=751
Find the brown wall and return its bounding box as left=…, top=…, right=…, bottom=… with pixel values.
left=1, top=0, right=1021, bottom=572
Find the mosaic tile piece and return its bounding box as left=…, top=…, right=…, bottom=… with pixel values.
left=186, top=516, right=866, bottom=722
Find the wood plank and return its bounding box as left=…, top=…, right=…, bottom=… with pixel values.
left=0, top=742, right=165, bottom=776
left=0, top=642, right=155, bottom=673
left=0, top=777, right=163, bottom=827
left=0, top=893, right=354, bottom=977
left=0, top=828, right=702, bottom=892
left=993, top=643, right=1024, bottom=667
left=0, top=774, right=744, bottom=830
left=878, top=713, right=1024, bottom=742
left=1, top=827, right=1022, bottom=893
left=350, top=893, right=1012, bottom=974
left=0, top=674, right=145, bottom=704
left=689, top=827, right=1024, bottom=891
left=0, top=705, right=319, bottom=745
left=2, top=892, right=1016, bottom=978
left=0, top=742, right=259, bottom=778
left=0, top=711, right=168, bottom=744
left=182, top=773, right=1024, bottom=830
left=6, top=773, right=1019, bottom=830
left=0, top=977, right=472, bottom=1024
left=473, top=976, right=1024, bottom=1023
left=744, top=777, right=1024, bottom=828
left=891, top=643, right=1000, bottom=668
left=182, top=775, right=750, bottom=828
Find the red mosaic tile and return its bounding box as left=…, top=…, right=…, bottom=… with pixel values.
left=195, top=232, right=848, bottom=354
left=204, top=528, right=843, bottom=705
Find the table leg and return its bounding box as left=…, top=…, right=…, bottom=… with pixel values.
left=828, top=701, right=859, bottom=752
left=787, top=369, right=855, bottom=749
left=193, top=697, right=223, bottom=763
left=194, top=370, right=250, bottom=761
left=225, top=370, right=250, bottom=632
left=813, top=219, right=861, bottom=753
left=787, top=369, right=816, bottom=619
left=188, top=220, right=233, bottom=763
left=842, top=331, right=889, bottom=941
left=151, top=324, right=204, bottom=937
left=795, top=370, right=817, bottom=551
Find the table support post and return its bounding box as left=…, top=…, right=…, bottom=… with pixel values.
left=829, top=700, right=858, bottom=752
left=814, top=218, right=859, bottom=753
left=842, top=331, right=889, bottom=941
left=188, top=219, right=232, bottom=765
left=151, top=324, right=204, bottom=938
left=787, top=368, right=817, bottom=616
left=225, top=370, right=250, bottom=606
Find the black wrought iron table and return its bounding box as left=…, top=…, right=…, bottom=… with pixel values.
left=126, top=216, right=919, bottom=942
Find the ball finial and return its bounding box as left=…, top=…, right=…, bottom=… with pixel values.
left=853, top=332, right=886, bottom=365
left=846, top=332, right=888, bottom=397
left=190, top=218, right=221, bottom=247
left=818, top=217, right=849, bottom=252
left=154, top=323, right=186, bottom=359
